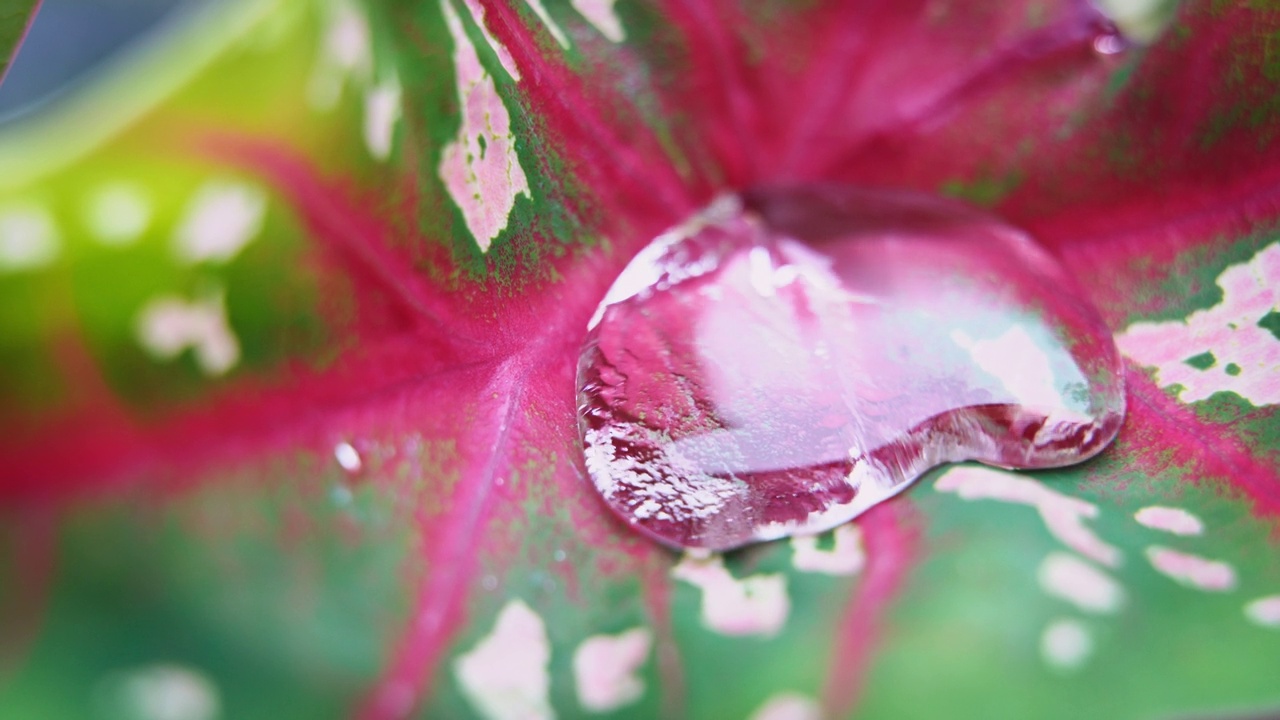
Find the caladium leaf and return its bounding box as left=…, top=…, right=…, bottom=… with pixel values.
left=1, top=1, right=1279, bottom=719
left=0, top=0, right=39, bottom=85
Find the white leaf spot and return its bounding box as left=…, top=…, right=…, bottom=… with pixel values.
left=136, top=291, right=240, bottom=376
left=1244, top=595, right=1280, bottom=628
left=308, top=0, right=372, bottom=110
left=462, top=0, right=521, bottom=80
left=1134, top=506, right=1204, bottom=536
left=1117, top=242, right=1280, bottom=407
left=328, top=1, right=370, bottom=71
left=174, top=180, right=268, bottom=265
left=672, top=553, right=789, bottom=637
left=935, top=466, right=1121, bottom=568
left=439, top=0, right=531, bottom=253
left=0, top=203, right=59, bottom=271
left=454, top=599, right=554, bottom=720
left=1038, top=552, right=1126, bottom=614
left=364, top=76, right=402, bottom=160
left=572, top=627, right=651, bottom=713
left=747, top=692, right=822, bottom=720
left=570, top=0, right=625, bottom=42
left=1040, top=618, right=1093, bottom=672
left=96, top=664, right=220, bottom=720
left=86, top=183, right=151, bottom=246
left=1145, top=546, right=1237, bottom=591
left=523, top=0, right=570, bottom=48
left=791, top=524, right=866, bottom=576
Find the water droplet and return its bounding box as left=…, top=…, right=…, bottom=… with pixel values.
left=1092, top=32, right=1127, bottom=56
left=553, top=550, right=567, bottom=563
left=334, top=441, right=362, bottom=474
left=330, top=483, right=354, bottom=507
left=578, top=186, right=1124, bottom=550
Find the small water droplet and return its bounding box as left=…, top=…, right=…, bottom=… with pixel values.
left=578, top=186, right=1125, bottom=550
left=1092, top=33, right=1126, bottom=55
left=330, top=483, right=354, bottom=507
left=334, top=441, right=362, bottom=473
left=553, top=550, right=567, bottom=562
left=481, top=574, right=499, bottom=591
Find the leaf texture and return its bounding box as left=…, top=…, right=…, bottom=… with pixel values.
left=1, top=1, right=1279, bottom=718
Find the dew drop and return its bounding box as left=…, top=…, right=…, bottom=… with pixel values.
left=1092, top=31, right=1127, bottom=56
left=334, top=441, right=362, bottom=474
left=578, top=186, right=1125, bottom=550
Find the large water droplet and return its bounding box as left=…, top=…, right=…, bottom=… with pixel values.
left=578, top=186, right=1124, bottom=551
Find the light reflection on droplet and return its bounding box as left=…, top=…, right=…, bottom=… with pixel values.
left=1092, top=34, right=1126, bottom=55
left=334, top=441, right=362, bottom=473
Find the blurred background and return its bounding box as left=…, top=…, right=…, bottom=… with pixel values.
left=1, top=0, right=196, bottom=121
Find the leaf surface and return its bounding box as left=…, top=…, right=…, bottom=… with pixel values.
left=1, top=1, right=1280, bottom=719
left=0, top=0, right=38, bottom=86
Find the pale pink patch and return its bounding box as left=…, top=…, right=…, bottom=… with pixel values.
left=1145, top=546, right=1237, bottom=591
left=363, top=78, right=401, bottom=160
left=1040, top=617, right=1093, bottom=671
left=1134, top=506, right=1204, bottom=535
left=572, top=628, right=651, bottom=712
left=1244, top=595, right=1280, bottom=628
left=173, top=180, right=267, bottom=265
left=791, top=524, right=866, bottom=576
left=307, top=0, right=372, bottom=110
left=1117, top=243, right=1280, bottom=407
left=327, top=2, right=370, bottom=70
left=452, top=599, right=553, bottom=720
left=135, top=291, right=239, bottom=376
left=438, top=0, right=531, bottom=253
left=86, top=183, right=151, bottom=246
left=570, top=0, right=626, bottom=42
left=0, top=203, right=59, bottom=270
left=522, top=0, right=570, bottom=48
left=935, top=466, right=1121, bottom=567
left=672, top=554, right=789, bottom=637
left=1037, top=552, right=1126, bottom=614
left=748, top=693, right=822, bottom=720
left=462, top=0, right=521, bottom=80
left=99, top=664, right=221, bottom=720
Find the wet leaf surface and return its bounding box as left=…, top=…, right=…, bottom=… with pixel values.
left=1, top=1, right=1279, bottom=718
